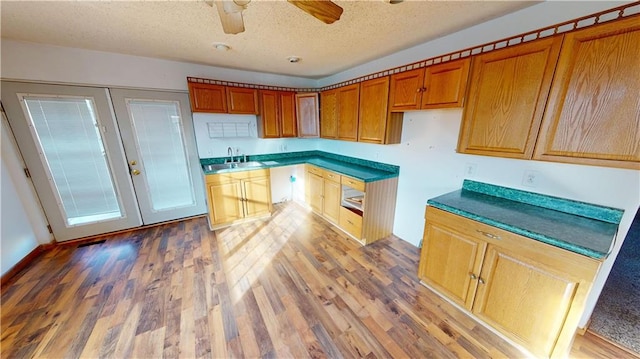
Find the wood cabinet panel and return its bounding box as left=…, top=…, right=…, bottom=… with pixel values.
left=323, top=179, right=341, bottom=224
left=337, top=84, right=360, bottom=141
left=243, top=176, right=272, bottom=217
left=258, top=90, right=280, bottom=138
left=226, top=87, right=259, bottom=114
left=296, top=93, right=320, bottom=138
left=188, top=83, right=227, bottom=113
left=320, top=89, right=338, bottom=138
left=422, top=58, right=471, bottom=109
left=308, top=171, right=324, bottom=214
left=339, top=207, right=363, bottom=239
left=534, top=17, right=640, bottom=169
left=457, top=36, right=562, bottom=159
left=358, top=77, right=390, bottom=144
left=389, top=68, right=424, bottom=111
left=279, top=92, right=297, bottom=137
left=474, top=246, right=578, bottom=358
left=207, top=181, right=243, bottom=225
left=418, top=221, right=486, bottom=310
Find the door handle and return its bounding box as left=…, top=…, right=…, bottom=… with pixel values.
left=131, top=169, right=141, bottom=176
left=129, top=160, right=137, bottom=166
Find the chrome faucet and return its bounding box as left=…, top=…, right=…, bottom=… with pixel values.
left=227, top=146, right=234, bottom=163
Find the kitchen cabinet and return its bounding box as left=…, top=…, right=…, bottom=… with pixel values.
left=305, top=165, right=398, bottom=245
left=533, top=17, right=640, bottom=169
left=305, top=165, right=340, bottom=224
left=320, top=89, right=338, bottom=138
left=187, top=82, right=227, bottom=113
left=257, top=90, right=297, bottom=138
left=295, top=92, right=320, bottom=138
left=226, top=87, right=259, bottom=114
left=320, top=84, right=359, bottom=141
left=187, top=82, right=258, bottom=114
left=388, top=58, right=470, bottom=111
left=205, top=169, right=272, bottom=229
left=418, top=206, right=600, bottom=359
left=358, top=77, right=403, bottom=144
left=337, top=84, right=360, bottom=141
left=457, top=36, right=563, bottom=159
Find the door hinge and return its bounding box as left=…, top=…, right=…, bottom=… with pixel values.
left=24, top=168, right=31, bottom=178
left=47, top=225, right=53, bottom=234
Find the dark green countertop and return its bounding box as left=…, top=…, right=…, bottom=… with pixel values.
left=427, top=180, right=624, bottom=260
left=200, top=150, right=399, bottom=182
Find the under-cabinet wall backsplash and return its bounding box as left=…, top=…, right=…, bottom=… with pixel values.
left=192, top=113, right=320, bottom=158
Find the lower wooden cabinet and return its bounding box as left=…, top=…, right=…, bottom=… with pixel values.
left=305, top=165, right=398, bottom=245
left=205, top=169, right=272, bottom=229
left=418, top=206, right=600, bottom=359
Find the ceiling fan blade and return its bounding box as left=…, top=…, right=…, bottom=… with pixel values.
left=287, top=0, right=343, bottom=24
left=214, top=1, right=245, bottom=34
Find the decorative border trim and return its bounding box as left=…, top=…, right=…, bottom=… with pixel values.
left=188, top=2, right=640, bottom=92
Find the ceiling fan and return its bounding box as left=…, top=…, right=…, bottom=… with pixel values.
left=212, top=0, right=344, bottom=34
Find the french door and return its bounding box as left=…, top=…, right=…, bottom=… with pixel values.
left=1, top=82, right=206, bottom=241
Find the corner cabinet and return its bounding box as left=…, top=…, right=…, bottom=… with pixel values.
left=457, top=36, right=562, bottom=159
left=295, top=92, right=320, bottom=138
left=418, top=207, right=600, bottom=359
left=533, top=17, right=640, bottom=169
left=205, top=169, right=272, bottom=229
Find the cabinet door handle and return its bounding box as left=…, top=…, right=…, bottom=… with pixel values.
left=347, top=220, right=354, bottom=225
left=478, top=278, right=486, bottom=284
left=469, top=273, right=477, bottom=280
left=476, top=230, right=501, bottom=240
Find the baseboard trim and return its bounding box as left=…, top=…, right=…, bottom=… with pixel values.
left=586, top=330, right=640, bottom=358
left=1, top=244, right=47, bottom=289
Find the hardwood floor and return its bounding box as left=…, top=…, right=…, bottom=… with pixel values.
left=1, top=202, right=634, bottom=358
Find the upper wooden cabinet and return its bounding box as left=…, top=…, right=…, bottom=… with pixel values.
left=457, top=36, right=563, bottom=159
left=257, top=90, right=297, bottom=138
left=358, top=77, right=403, bottom=144
left=337, top=84, right=360, bottom=141
left=187, top=82, right=258, bottom=114
left=533, top=17, right=640, bottom=169
left=226, top=87, right=259, bottom=114
left=295, top=93, right=320, bottom=138
left=421, top=58, right=471, bottom=109
left=187, top=82, right=227, bottom=113
left=320, top=89, right=338, bottom=138
left=389, top=58, right=471, bottom=111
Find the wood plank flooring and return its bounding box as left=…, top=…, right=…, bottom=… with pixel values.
left=1, top=202, right=634, bottom=358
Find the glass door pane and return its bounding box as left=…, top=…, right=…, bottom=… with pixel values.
left=127, top=100, right=195, bottom=211
left=22, top=97, right=123, bottom=226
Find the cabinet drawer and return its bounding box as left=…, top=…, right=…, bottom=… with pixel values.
left=340, top=207, right=363, bottom=239
left=206, top=168, right=270, bottom=184
left=323, top=170, right=340, bottom=183
left=306, top=165, right=324, bottom=177
left=341, top=175, right=365, bottom=192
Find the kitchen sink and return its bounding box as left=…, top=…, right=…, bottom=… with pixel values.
left=203, top=161, right=264, bottom=172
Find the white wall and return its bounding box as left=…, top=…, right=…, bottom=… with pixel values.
left=1, top=116, right=51, bottom=276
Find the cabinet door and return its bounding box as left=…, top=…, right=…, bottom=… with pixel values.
left=421, top=58, right=471, bottom=109
left=208, top=181, right=243, bottom=225
left=296, top=93, right=320, bottom=138
left=279, top=92, right=297, bottom=137
left=308, top=172, right=324, bottom=214
left=323, top=178, right=341, bottom=224
left=243, top=177, right=272, bottom=218
left=337, top=84, right=360, bottom=141
left=320, top=89, right=338, bottom=138
left=226, top=87, right=259, bottom=114
left=187, top=83, right=227, bottom=113
left=473, top=245, right=579, bottom=358
left=534, top=17, right=640, bottom=169
left=389, top=68, right=424, bottom=111
left=418, top=220, right=486, bottom=310
left=358, top=77, right=390, bottom=144
left=457, top=36, right=562, bottom=159
left=258, top=90, right=280, bottom=138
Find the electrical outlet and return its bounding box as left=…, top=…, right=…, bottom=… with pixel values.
left=464, top=163, right=477, bottom=177
left=522, top=170, right=540, bottom=187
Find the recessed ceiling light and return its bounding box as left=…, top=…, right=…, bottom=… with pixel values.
left=287, top=56, right=301, bottom=63
left=213, top=43, right=231, bottom=51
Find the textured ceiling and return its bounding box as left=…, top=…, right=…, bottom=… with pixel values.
left=0, top=0, right=538, bottom=79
